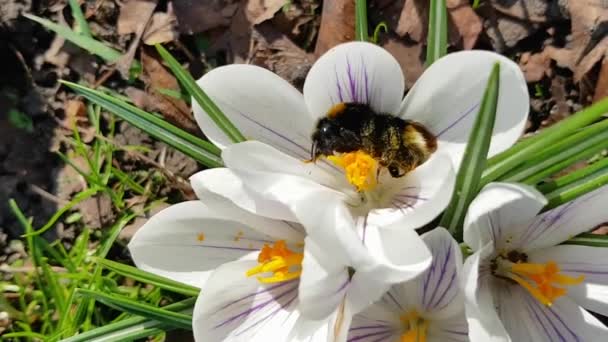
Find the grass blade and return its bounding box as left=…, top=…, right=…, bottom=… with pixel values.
left=96, top=259, right=200, bottom=297
left=483, top=97, right=608, bottom=184
left=440, top=62, right=500, bottom=240
left=61, top=81, right=223, bottom=168
left=562, top=233, right=608, bottom=247
left=155, top=44, right=246, bottom=143
left=538, top=156, right=608, bottom=194
left=501, top=120, right=608, bottom=184
left=355, top=0, right=369, bottom=41
left=426, top=0, right=448, bottom=65
left=23, top=14, right=121, bottom=62
left=76, top=289, right=193, bottom=330
left=67, top=0, right=92, bottom=37
left=543, top=166, right=608, bottom=210
left=60, top=298, right=195, bottom=342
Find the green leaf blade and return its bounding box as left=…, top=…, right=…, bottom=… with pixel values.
left=355, top=0, right=369, bottom=41
left=426, top=0, right=448, bottom=65
left=440, top=62, right=501, bottom=240
left=155, top=45, right=246, bottom=143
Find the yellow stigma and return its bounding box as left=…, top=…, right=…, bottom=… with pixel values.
left=327, top=150, right=378, bottom=192
left=245, top=240, right=303, bottom=284
left=507, top=261, right=584, bottom=306
left=400, top=311, right=428, bottom=342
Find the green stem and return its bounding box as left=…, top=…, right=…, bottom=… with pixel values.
left=355, top=0, right=369, bottom=41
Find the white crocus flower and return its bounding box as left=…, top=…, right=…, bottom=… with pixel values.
left=128, top=190, right=388, bottom=341
left=342, top=228, right=468, bottom=342
left=462, top=182, right=608, bottom=341
left=192, top=42, right=528, bottom=287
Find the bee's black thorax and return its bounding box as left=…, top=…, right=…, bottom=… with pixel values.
left=311, top=103, right=437, bottom=178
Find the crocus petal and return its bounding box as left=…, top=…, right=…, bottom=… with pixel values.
left=519, top=291, right=608, bottom=341
left=417, top=228, right=464, bottom=320
left=399, top=51, right=528, bottom=169
left=298, top=237, right=350, bottom=320
left=193, top=259, right=300, bottom=342
left=346, top=301, right=400, bottom=342
left=367, top=153, right=455, bottom=231
left=463, top=182, right=546, bottom=252
left=222, top=140, right=353, bottom=195
left=193, top=64, right=313, bottom=158
left=462, top=244, right=510, bottom=342
left=190, top=168, right=298, bottom=222
left=129, top=201, right=270, bottom=288
left=494, top=284, right=545, bottom=342
left=427, top=317, right=469, bottom=342
left=528, top=244, right=608, bottom=317
left=303, top=41, right=405, bottom=118
left=520, top=185, right=608, bottom=250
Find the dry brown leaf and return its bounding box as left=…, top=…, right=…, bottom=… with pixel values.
left=519, top=51, right=552, bottom=82
left=251, top=23, right=314, bottom=89
left=117, top=0, right=158, bottom=35
left=116, top=0, right=158, bottom=78
left=141, top=51, right=199, bottom=133
left=64, top=99, right=86, bottom=128
left=447, top=0, right=482, bottom=49
left=246, top=0, right=285, bottom=25
left=314, top=0, right=355, bottom=56
left=397, top=0, right=481, bottom=49
left=396, top=0, right=427, bottom=41
left=382, top=38, right=424, bottom=89
left=143, top=9, right=178, bottom=45
left=594, top=58, right=608, bottom=102
left=173, top=0, right=239, bottom=34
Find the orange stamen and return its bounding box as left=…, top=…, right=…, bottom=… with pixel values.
left=246, top=240, right=303, bottom=284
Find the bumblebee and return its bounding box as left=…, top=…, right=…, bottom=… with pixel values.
left=311, top=103, right=437, bottom=178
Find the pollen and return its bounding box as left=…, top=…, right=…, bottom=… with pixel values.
left=245, top=240, right=303, bottom=284
left=400, top=310, right=429, bottom=342
left=327, top=150, right=378, bottom=192
left=506, top=261, right=584, bottom=306
left=196, top=233, right=205, bottom=242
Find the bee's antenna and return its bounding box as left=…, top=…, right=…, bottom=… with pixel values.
left=310, top=142, right=317, bottom=163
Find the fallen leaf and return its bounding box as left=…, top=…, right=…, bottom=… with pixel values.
left=251, top=23, right=314, bottom=89
left=116, top=0, right=158, bottom=78
left=143, top=8, right=178, bottom=45
left=594, top=57, right=608, bottom=102
left=519, top=51, right=552, bottom=82
left=314, top=0, right=355, bottom=56
left=382, top=38, right=424, bottom=89
left=173, top=0, right=239, bottom=34
left=396, top=0, right=427, bottom=41
left=447, top=0, right=482, bottom=49
left=117, top=0, right=158, bottom=35
left=246, top=0, right=285, bottom=25
left=397, top=0, right=481, bottom=49
left=141, top=51, right=199, bottom=133
left=64, top=99, right=87, bottom=129
left=76, top=194, right=115, bottom=229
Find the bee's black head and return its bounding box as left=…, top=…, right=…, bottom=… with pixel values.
left=311, top=118, right=342, bottom=160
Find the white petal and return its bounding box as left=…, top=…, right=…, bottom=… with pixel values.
left=494, top=285, right=545, bottom=342
left=427, top=316, right=469, bottom=342
left=193, top=64, right=313, bottom=158
left=193, top=260, right=300, bottom=342
left=520, top=185, right=608, bottom=250
left=346, top=299, right=401, bottom=342
left=358, top=223, right=432, bottom=284
left=298, top=237, right=350, bottom=320
left=288, top=314, right=334, bottom=342
left=345, top=271, right=392, bottom=316
left=399, top=50, right=529, bottom=169
left=463, top=182, right=546, bottom=252
left=417, top=228, right=464, bottom=320
left=304, top=42, right=405, bottom=118
left=190, top=168, right=298, bottom=222
left=529, top=245, right=608, bottom=317
left=222, top=140, right=352, bottom=194
left=128, top=201, right=270, bottom=288
left=519, top=291, right=608, bottom=341
left=367, top=153, right=455, bottom=231
left=462, top=244, right=510, bottom=342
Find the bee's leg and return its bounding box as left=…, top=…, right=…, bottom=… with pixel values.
left=303, top=142, right=318, bottom=163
